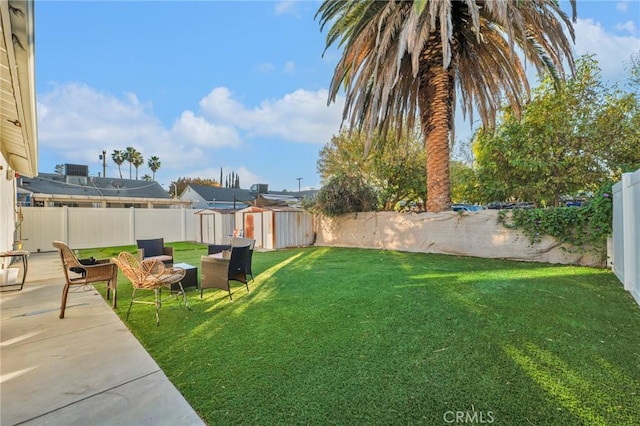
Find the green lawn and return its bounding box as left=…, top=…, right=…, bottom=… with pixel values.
left=84, top=243, right=640, bottom=425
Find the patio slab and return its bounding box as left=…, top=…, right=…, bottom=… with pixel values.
left=0, top=252, right=204, bottom=426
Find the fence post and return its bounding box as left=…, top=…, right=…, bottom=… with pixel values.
left=130, top=207, right=136, bottom=244
left=62, top=206, right=69, bottom=244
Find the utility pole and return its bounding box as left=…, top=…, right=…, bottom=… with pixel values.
left=297, top=177, right=303, bottom=194
left=99, top=150, right=106, bottom=177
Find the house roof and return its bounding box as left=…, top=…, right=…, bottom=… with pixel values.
left=1, top=0, right=38, bottom=177
left=185, top=184, right=255, bottom=203
left=19, top=173, right=173, bottom=199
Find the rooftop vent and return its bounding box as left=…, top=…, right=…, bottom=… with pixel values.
left=250, top=183, right=268, bottom=194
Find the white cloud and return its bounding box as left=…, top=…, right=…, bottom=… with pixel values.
left=199, top=86, right=344, bottom=144
left=283, top=60, right=296, bottom=74
left=574, top=18, right=640, bottom=83
left=615, top=20, right=638, bottom=35
left=616, top=1, right=628, bottom=12
left=37, top=83, right=167, bottom=152
left=256, top=62, right=276, bottom=73
left=36, top=83, right=238, bottom=182
left=171, top=111, right=241, bottom=148
left=274, top=1, right=299, bottom=16
left=36, top=82, right=343, bottom=190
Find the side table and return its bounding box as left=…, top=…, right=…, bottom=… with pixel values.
left=0, top=250, right=29, bottom=292
left=171, top=262, right=198, bottom=291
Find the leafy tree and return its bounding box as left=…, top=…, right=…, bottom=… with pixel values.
left=314, top=173, right=378, bottom=217
left=147, top=156, right=161, bottom=181
left=131, top=151, right=144, bottom=180
left=318, top=128, right=426, bottom=210
left=54, top=164, right=64, bottom=175
left=317, top=0, right=576, bottom=212
left=171, top=177, right=219, bottom=197
left=474, top=55, right=640, bottom=206
left=626, top=50, right=640, bottom=90
left=450, top=160, right=477, bottom=204
left=111, top=150, right=125, bottom=179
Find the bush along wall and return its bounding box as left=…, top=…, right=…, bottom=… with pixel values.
left=497, top=182, right=613, bottom=263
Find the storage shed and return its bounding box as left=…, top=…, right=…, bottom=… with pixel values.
left=235, top=206, right=314, bottom=249
left=195, top=209, right=237, bottom=244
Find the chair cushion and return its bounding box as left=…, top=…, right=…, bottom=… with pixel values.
left=145, top=254, right=173, bottom=264
left=137, top=238, right=164, bottom=258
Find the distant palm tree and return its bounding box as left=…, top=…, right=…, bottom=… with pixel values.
left=111, top=150, right=125, bottom=179
left=132, top=152, right=144, bottom=180
left=125, top=146, right=137, bottom=179
left=147, top=156, right=161, bottom=181
left=141, top=174, right=152, bottom=181
left=317, top=0, right=576, bottom=212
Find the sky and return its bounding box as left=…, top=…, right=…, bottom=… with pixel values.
left=34, top=0, right=640, bottom=193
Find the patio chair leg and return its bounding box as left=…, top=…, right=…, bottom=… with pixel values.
left=110, top=279, right=117, bottom=309
left=59, top=284, right=70, bottom=319
left=154, top=288, right=161, bottom=326
left=126, top=288, right=137, bottom=321
left=177, top=282, right=189, bottom=310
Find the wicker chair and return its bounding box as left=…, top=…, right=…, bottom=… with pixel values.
left=52, top=241, right=118, bottom=319
left=112, top=252, right=187, bottom=326
left=200, top=244, right=251, bottom=300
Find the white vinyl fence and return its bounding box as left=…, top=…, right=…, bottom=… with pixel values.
left=20, top=207, right=197, bottom=252
left=612, top=168, right=640, bottom=306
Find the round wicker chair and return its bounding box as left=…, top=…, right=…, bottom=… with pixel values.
left=112, top=252, right=187, bottom=326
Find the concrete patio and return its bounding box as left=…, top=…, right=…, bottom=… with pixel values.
left=0, top=252, right=204, bottom=425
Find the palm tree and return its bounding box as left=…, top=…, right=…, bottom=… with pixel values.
left=141, top=174, right=152, bottom=181
left=132, top=151, right=144, bottom=180
left=111, top=150, right=125, bottom=179
left=147, top=156, right=161, bottom=181
left=125, top=146, right=137, bottom=179
left=317, top=0, right=576, bottom=212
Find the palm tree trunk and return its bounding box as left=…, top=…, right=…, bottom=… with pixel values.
left=418, top=43, right=453, bottom=212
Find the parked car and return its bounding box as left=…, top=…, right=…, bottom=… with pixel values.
left=486, top=202, right=534, bottom=210
left=451, top=204, right=485, bottom=212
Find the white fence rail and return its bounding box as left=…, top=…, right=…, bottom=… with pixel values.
left=20, top=207, right=197, bottom=252
left=612, top=169, right=640, bottom=306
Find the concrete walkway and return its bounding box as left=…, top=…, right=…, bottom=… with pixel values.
left=0, top=252, right=205, bottom=426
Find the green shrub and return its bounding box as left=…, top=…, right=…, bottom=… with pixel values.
left=497, top=182, right=613, bottom=259
left=312, top=174, right=378, bottom=217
